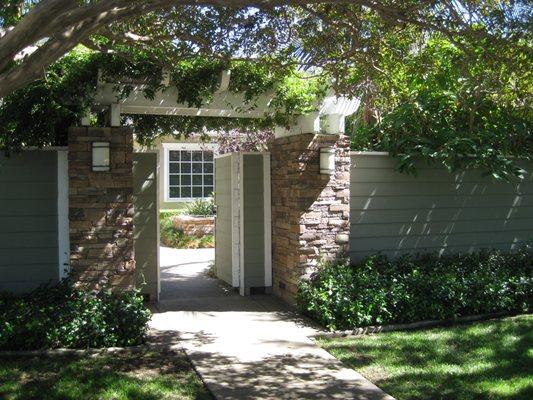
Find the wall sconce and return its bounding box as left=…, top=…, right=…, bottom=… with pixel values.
left=320, top=147, right=335, bottom=174
left=92, top=142, right=110, bottom=172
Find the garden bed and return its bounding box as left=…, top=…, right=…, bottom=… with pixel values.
left=172, top=215, right=215, bottom=237
left=0, top=281, right=151, bottom=351
left=297, top=248, right=532, bottom=331
left=160, top=211, right=214, bottom=249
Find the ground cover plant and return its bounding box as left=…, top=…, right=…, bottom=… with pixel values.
left=298, top=248, right=532, bottom=331
left=186, top=199, right=215, bottom=217
left=0, top=348, right=212, bottom=400
left=0, top=281, right=151, bottom=350
left=318, top=314, right=533, bottom=400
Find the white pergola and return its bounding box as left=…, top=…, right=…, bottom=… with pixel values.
left=89, top=70, right=360, bottom=136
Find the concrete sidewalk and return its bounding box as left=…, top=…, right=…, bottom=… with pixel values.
left=150, top=247, right=394, bottom=400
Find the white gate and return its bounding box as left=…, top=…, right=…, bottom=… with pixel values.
left=214, top=152, right=271, bottom=295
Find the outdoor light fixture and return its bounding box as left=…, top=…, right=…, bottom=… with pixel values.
left=92, top=142, right=110, bottom=172
left=320, top=147, right=335, bottom=174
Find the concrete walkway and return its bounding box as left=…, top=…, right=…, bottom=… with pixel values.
left=150, top=247, right=394, bottom=400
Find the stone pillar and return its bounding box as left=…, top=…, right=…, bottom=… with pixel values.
left=68, top=127, right=135, bottom=290
left=270, top=132, right=350, bottom=303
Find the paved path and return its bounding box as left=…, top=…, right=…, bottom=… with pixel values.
left=150, top=247, right=394, bottom=400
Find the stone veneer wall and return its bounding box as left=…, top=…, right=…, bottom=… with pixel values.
left=270, top=133, right=350, bottom=303
left=68, top=127, right=135, bottom=290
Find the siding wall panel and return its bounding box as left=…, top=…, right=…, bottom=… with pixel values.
left=0, top=151, right=59, bottom=293
left=350, top=154, right=533, bottom=260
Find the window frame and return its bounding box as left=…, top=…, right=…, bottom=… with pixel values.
left=163, top=142, right=218, bottom=203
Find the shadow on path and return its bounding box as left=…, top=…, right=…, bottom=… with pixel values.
left=150, top=247, right=393, bottom=400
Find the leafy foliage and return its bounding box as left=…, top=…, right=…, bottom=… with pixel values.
left=0, top=280, right=151, bottom=350
left=0, top=48, right=99, bottom=152
left=349, top=36, right=532, bottom=179
left=1, top=2, right=531, bottom=177
left=297, top=247, right=533, bottom=331
left=216, top=129, right=273, bottom=154
left=0, top=48, right=323, bottom=152
left=160, top=212, right=215, bottom=249
left=186, top=198, right=215, bottom=217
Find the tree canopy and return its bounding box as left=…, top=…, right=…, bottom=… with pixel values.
left=1, top=1, right=531, bottom=98
left=0, top=0, right=531, bottom=178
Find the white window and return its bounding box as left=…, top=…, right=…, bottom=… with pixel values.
left=164, top=143, right=217, bottom=201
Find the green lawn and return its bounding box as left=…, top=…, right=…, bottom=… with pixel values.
left=0, top=348, right=212, bottom=400
left=318, top=314, right=533, bottom=400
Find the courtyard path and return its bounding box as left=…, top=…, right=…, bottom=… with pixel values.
left=150, top=247, right=394, bottom=400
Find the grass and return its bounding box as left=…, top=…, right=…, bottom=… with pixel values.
left=318, top=314, right=533, bottom=400
left=0, top=348, right=212, bottom=400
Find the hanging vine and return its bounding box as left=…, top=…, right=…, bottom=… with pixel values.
left=0, top=47, right=327, bottom=152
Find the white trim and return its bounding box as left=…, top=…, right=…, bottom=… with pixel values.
left=323, top=114, right=346, bottom=135
left=214, top=152, right=234, bottom=159
left=263, top=153, right=272, bottom=288
left=110, top=103, right=121, bottom=127
left=350, top=151, right=390, bottom=156
left=121, top=105, right=265, bottom=118
left=133, top=149, right=159, bottom=154
left=94, top=82, right=360, bottom=119
left=162, top=142, right=218, bottom=151
left=215, top=70, right=231, bottom=93
left=162, top=142, right=218, bottom=202
left=231, top=154, right=240, bottom=288
left=155, top=151, right=161, bottom=300
left=22, top=146, right=68, bottom=151
left=238, top=153, right=245, bottom=296
left=57, top=150, right=70, bottom=281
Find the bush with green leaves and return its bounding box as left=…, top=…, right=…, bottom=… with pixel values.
left=297, top=248, right=533, bottom=331
left=186, top=199, right=215, bottom=217
left=349, top=36, right=532, bottom=180
left=160, top=212, right=214, bottom=248
left=0, top=281, right=151, bottom=350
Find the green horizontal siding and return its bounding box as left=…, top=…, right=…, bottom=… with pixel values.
left=0, top=151, right=59, bottom=293
left=350, top=154, right=533, bottom=260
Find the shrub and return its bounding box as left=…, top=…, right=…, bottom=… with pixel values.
left=185, top=199, right=215, bottom=217
left=0, top=280, right=151, bottom=350
left=160, top=212, right=215, bottom=248
left=297, top=248, right=533, bottom=331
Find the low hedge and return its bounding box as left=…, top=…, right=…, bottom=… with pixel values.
left=297, top=248, right=533, bottom=331
left=0, top=281, right=151, bottom=350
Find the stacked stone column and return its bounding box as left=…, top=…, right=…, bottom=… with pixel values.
left=68, top=127, right=135, bottom=290
left=270, top=133, right=350, bottom=303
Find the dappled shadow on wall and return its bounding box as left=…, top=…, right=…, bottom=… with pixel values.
left=349, top=156, right=533, bottom=260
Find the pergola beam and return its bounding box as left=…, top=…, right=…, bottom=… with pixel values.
left=92, top=80, right=360, bottom=131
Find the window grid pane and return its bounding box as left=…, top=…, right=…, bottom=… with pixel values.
left=168, top=149, right=215, bottom=199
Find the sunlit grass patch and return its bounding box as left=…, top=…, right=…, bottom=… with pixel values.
left=318, top=314, right=533, bottom=400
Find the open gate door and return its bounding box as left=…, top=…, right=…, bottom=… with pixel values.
left=133, top=152, right=160, bottom=301
left=214, top=152, right=271, bottom=296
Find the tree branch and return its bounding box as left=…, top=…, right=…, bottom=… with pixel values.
left=0, top=0, right=74, bottom=72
